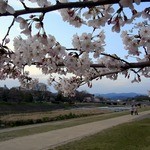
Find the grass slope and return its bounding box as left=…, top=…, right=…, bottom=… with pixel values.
left=0, top=111, right=128, bottom=142
left=53, top=118, right=150, bottom=150
left=0, top=107, right=149, bottom=143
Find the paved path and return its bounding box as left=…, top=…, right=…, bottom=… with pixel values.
left=0, top=110, right=149, bottom=150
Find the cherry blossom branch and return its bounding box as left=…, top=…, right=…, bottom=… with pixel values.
left=55, top=61, right=150, bottom=71
left=20, top=1, right=30, bottom=10
left=100, top=53, right=131, bottom=65
left=80, top=67, right=144, bottom=87
left=64, top=50, right=150, bottom=69
left=3, top=51, right=150, bottom=70
left=89, top=61, right=150, bottom=69
left=100, top=53, right=139, bottom=74
left=1, top=18, right=15, bottom=47
left=1, top=0, right=149, bottom=17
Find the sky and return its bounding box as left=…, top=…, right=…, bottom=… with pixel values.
left=0, top=1, right=149, bottom=95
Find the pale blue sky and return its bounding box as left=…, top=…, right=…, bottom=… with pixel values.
left=0, top=1, right=149, bottom=95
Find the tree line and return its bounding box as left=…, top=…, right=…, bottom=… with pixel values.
left=0, top=87, right=99, bottom=103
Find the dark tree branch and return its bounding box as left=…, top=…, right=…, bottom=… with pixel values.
left=55, top=61, right=150, bottom=71
left=1, top=17, right=15, bottom=46
left=89, top=61, right=150, bottom=69
left=20, top=1, right=30, bottom=10
left=1, top=0, right=149, bottom=17
left=100, top=53, right=131, bottom=66
left=4, top=49, right=150, bottom=70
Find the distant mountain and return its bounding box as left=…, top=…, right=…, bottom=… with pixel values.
left=94, top=92, right=146, bottom=100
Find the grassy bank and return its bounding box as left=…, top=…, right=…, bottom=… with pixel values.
left=0, top=111, right=123, bottom=142
left=0, top=105, right=149, bottom=128
left=0, top=102, right=109, bottom=128
left=52, top=118, right=150, bottom=150
left=0, top=108, right=110, bottom=128
left=0, top=107, right=149, bottom=142
left=0, top=102, right=104, bottom=115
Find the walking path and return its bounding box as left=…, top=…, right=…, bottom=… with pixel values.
left=0, top=110, right=149, bottom=150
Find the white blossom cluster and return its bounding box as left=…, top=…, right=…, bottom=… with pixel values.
left=19, top=73, right=39, bottom=90
left=83, top=5, right=114, bottom=29
left=0, top=0, right=15, bottom=14
left=59, top=6, right=84, bottom=27
left=121, top=23, right=150, bottom=56
left=12, top=34, right=66, bottom=70
left=0, top=0, right=51, bottom=14
left=54, top=77, right=81, bottom=97
left=20, top=0, right=51, bottom=7
left=64, top=52, right=91, bottom=76
left=27, top=0, right=51, bottom=7
left=119, top=0, right=141, bottom=10
left=59, top=1, right=115, bottom=28
left=98, top=55, right=125, bottom=69
left=0, top=0, right=150, bottom=96
left=72, top=31, right=105, bottom=55
left=58, top=0, right=147, bottom=33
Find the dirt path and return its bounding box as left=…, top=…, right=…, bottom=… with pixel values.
left=0, top=110, right=149, bottom=150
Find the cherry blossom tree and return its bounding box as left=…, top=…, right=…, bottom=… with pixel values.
left=0, top=0, right=150, bottom=96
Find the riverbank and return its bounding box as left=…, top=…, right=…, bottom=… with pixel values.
left=0, top=110, right=149, bottom=150
left=53, top=114, right=150, bottom=150
left=0, top=106, right=111, bottom=128
left=1, top=103, right=149, bottom=128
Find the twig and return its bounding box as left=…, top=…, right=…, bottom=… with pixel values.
left=1, top=17, right=16, bottom=46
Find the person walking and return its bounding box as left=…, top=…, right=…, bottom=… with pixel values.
left=134, top=105, right=138, bottom=115
left=130, top=105, right=134, bottom=115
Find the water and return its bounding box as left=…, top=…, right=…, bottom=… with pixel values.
left=71, top=106, right=131, bottom=112
left=99, top=106, right=131, bottom=112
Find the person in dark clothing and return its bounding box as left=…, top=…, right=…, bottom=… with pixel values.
left=130, top=105, right=134, bottom=115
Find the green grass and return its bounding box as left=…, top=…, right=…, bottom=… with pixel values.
left=0, top=107, right=149, bottom=142
left=52, top=118, right=150, bottom=150
left=0, top=110, right=129, bottom=141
